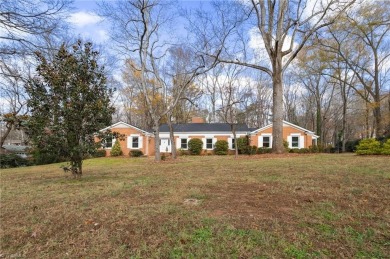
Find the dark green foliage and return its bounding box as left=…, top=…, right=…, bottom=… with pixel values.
left=356, top=139, right=382, bottom=155
left=257, top=147, right=272, bottom=154
left=308, top=145, right=319, bottom=153
left=32, top=148, right=66, bottom=165
left=129, top=150, right=143, bottom=157
left=0, top=153, right=30, bottom=168
left=110, top=141, right=123, bottom=156
left=214, top=140, right=228, bottom=155
left=289, top=148, right=312, bottom=153
left=92, top=150, right=106, bottom=158
left=236, top=137, right=248, bottom=154
left=381, top=139, right=390, bottom=155
left=283, top=140, right=289, bottom=150
left=188, top=138, right=203, bottom=155
left=236, top=137, right=256, bottom=155
left=345, top=140, right=360, bottom=152
left=25, top=40, right=115, bottom=177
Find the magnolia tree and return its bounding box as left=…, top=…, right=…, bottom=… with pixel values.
left=26, top=40, right=115, bottom=177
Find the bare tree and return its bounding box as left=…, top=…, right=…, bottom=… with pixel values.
left=100, top=0, right=207, bottom=161
left=321, top=1, right=390, bottom=138
left=213, top=63, right=248, bottom=157
left=0, top=0, right=71, bottom=57
left=0, top=61, right=29, bottom=147
left=190, top=0, right=355, bottom=153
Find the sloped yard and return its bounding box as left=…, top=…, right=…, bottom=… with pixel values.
left=1, top=154, right=389, bottom=258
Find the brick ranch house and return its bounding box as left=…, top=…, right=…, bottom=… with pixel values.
left=98, top=118, right=318, bottom=156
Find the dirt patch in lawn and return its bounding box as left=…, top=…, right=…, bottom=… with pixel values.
left=202, top=182, right=326, bottom=225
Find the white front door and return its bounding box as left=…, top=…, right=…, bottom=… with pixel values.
left=160, top=138, right=171, bottom=153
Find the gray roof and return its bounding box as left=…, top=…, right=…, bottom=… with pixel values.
left=159, top=123, right=250, bottom=133
left=2, top=145, right=30, bottom=153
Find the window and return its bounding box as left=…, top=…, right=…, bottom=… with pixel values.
left=232, top=138, right=235, bottom=149
left=181, top=138, right=188, bottom=149
left=206, top=138, right=213, bottom=149
left=105, top=137, right=113, bottom=148
left=292, top=136, right=299, bottom=148
left=263, top=136, right=270, bottom=147
left=132, top=136, right=139, bottom=148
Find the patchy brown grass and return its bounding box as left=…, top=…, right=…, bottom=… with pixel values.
left=1, top=154, right=389, bottom=258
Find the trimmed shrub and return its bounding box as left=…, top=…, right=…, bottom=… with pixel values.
left=257, top=147, right=272, bottom=154
left=0, top=153, right=30, bottom=168
left=92, top=149, right=106, bottom=158
left=355, top=138, right=381, bottom=155
left=188, top=138, right=203, bottom=155
left=381, top=139, right=390, bottom=155
left=110, top=141, right=123, bottom=156
left=214, top=140, right=228, bottom=155
left=129, top=150, right=143, bottom=157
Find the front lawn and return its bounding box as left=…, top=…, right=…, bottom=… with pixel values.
left=1, top=154, right=389, bottom=258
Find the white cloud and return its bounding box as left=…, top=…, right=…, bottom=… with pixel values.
left=67, top=11, right=103, bottom=27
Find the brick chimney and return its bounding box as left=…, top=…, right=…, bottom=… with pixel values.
left=191, top=117, right=205, bottom=123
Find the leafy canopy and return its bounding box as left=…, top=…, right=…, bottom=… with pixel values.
left=26, top=40, right=115, bottom=177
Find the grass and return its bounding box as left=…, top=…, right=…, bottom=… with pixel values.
left=1, top=154, right=389, bottom=258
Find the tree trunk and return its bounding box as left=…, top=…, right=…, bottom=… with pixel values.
left=232, top=124, right=238, bottom=158
left=167, top=116, right=177, bottom=159
left=0, top=125, right=12, bottom=148
left=153, top=122, right=161, bottom=161
left=341, top=83, right=347, bottom=152
left=373, top=105, right=382, bottom=138
left=272, top=62, right=284, bottom=154
left=316, top=101, right=322, bottom=145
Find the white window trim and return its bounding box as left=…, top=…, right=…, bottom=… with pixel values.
left=259, top=134, right=272, bottom=148
left=205, top=138, right=214, bottom=150
left=104, top=137, right=115, bottom=150
left=128, top=134, right=143, bottom=150
left=180, top=138, right=188, bottom=150
left=289, top=133, right=301, bottom=149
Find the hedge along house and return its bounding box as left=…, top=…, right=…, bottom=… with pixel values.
left=250, top=121, right=319, bottom=149
left=158, top=121, right=251, bottom=154
left=98, top=122, right=154, bottom=156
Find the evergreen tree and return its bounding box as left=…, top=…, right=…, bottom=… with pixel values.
left=26, top=40, right=115, bottom=177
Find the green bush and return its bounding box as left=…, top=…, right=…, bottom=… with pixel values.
left=92, top=149, right=106, bottom=158
left=236, top=137, right=248, bottom=154
left=308, top=145, right=320, bottom=153
left=355, top=138, right=381, bottom=155
left=214, top=140, right=228, bottom=155
left=283, top=140, right=289, bottom=150
left=0, top=153, right=30, bottom=168
left=188, top=138, right=203, bottom=155
left=110, top=141, right=123, bottom=156
left=129, top=150, right=143, bottom=157
left=381, top=139, right=390, bottom=155
left=257, top=147, right=272, bottom=154
left=298, top=148, right=310, bottom=153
